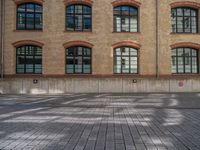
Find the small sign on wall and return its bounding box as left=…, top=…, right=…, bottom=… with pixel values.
left=178, top=81, right=184, bottom=88
left=33, top=79, right=38, bottom=84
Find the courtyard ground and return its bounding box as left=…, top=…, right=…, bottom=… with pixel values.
left=0, top=93, right=200, bottom=150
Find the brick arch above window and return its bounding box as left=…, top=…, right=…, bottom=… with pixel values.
left=64, top=0, right=93, bottom=6
left=63, top=41, right=94, bottom=48
left=13, top=0, right=44, bottom=5
left=111, top=0, right=141, bottom=8
left=170, top=1, right=200, bottom=9
left=112, top=40, right=141, bottom=49
left=170, top=42, right=200, bottom=50
left=12, top=40, right=44, bottom=48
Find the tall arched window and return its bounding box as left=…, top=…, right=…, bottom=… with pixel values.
left=171, top=7, right=198, bottom=33
left=114, top=47, right=138, bottom=74
left=171, top=48, right=198, bottom=74
left=17, top=3, right=43, bottom=30
left=114, top=6, right=138, bottom=32
left=16, top=45, right=42, bottom=74
left=66, top=4, right=92, bottom=31
left=66, top=46, right=92, bottom=74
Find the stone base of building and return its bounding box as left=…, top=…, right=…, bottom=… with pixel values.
left=0, top=77, right=200, bottom=94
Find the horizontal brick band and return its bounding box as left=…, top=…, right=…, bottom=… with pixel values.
left=63, top=0, right=93, bottom=6
left=63, top=41, right=94, bottom=48
left=111, top=0, right=141, bottom=7
left=12, top=40, right=44, bottom=47
left=170, top=1, right=200, bottom=9
left=112, top=40, right=141, bottom=49
left=4, top=74, right=200, bottom=79
left=13, top=0, right=44, bottom=5
left=170, top=42, right=200, bottom=50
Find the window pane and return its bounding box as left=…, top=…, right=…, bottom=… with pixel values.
left=26, top=4, right=34, bottom=12
left=130, top=16, right=137, bottom=32
left=114, top=16, right=121, bottom=32
left=67, top=5, right=74, bottom=13
left=114, top=6, right=138, bottom=32
left=35, top=14, right=42, bottom=29
left=75, top=15, right=83, bottom=31
left=66, top=47, right=91, bottom=74
left=178, top=57, right=184, bottom=73
left=35, top=5, right=42, bottom=13
left=185, top=57, right=191, bottom=73
left=184, top=17, right=191, bottom=32
left=130, top=7, right=137, bottom=16
left=66, top=5, right=91, bottom=31
left=16, top=46, right=42, bottom=74
left=83, top=6, right=91, bottom=14
left=121, top=16, right=130, bottom=32
left=114, top=56, right=121, bottom=73
left=83, top=48, right=91, bottom=56
left=192, top=57, right=198, bottom=73
left=177, top=48, right=183, bottom=56
left=67, top=15, right=75, bottom=30
left=83, top=15, right=91, bottom=30
left=75, top=5, right=83, bottom=14
left=121, top=47, right=129, bottom=56
left=17, top=4, right=25, bottom=12
left=130, top=48, right=137, bottom=55
left=114, top=47, right=138, bottom=74
left=26, top=13, right=34, bottom=29
left=191, top=10, right=197, bottom=16
left=17, top=3, right=43, bottom=30
left=17, top=13, right=25, bottom=29
left=171, top=48, right=198, bottom=74
left=184, top=8, right=190, bottom=16
left=171, top=57, right=177, bottom=73
left=171, top=8, right=197, bottom=33
left=114, top=7, right=121, bottom=15
left=177, top=8, right=183, bottom=16
left=121, top=6, right=129, bottom=16
left=177, top=17, right=183, bottom=32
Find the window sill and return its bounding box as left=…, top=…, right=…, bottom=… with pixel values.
left=170, top=32, right=199, bottom=35
left=64, top=30, right=93, bottom=33
left=14, top=30, right=43, bottom=32
left=113, top=32, right=140, bottom=34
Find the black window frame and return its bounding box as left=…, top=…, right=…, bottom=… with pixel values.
left=171, top=7, right=198, bottom=33
left=114, top=47, right=139, bottom=74
left=66, top=4, right=92, bottom=32
left=113, top=5, right=139, bottom=33
left=66, top=46, right=92, bottom=74
left=171, top=47, right=199, bottom=74
left=16, top=3, right=43, bottom=30
left=16, top=45, right=42, bottom=74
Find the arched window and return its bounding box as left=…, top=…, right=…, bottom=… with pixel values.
left=66, top=4, right=92, bottom=31
left=66, top=46, right=92, bottom=74
left=171, top=48, right=198, bottom=74
left=171, top=7, right=198, bottom=33
left=114, top=6, right=138, bottom=32
left=114, top=47, right=138, bottom=74
left=16, top=45, right=42, bottom=74
left=17, top=3, right=43, bottom=30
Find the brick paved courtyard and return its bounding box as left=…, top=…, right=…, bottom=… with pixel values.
left=0, top=94, right=200, bottom=150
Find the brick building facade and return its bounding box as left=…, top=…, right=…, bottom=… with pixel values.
left=1, top=0, right=200, bottom=93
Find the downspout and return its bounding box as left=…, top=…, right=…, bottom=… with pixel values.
left=156, top=0, right=159, bottom=78
left=1, top=0, right=5, bottom=79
